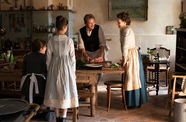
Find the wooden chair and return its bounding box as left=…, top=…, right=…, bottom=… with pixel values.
left=0, top=70, right=24, bottom=98
left=78, top=89, right=94, bottom=117
left=104, top=73, right=127, bottom=111
left=168, top=73, right=186, bottom=116
left=76, top=74, right=94, bottom=117
left=147, top=47, right=170, bottom=86
left=141, top=54, right=150, bottom=82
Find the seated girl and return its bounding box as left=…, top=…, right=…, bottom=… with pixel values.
left=20, top=39, right=47, bottom=105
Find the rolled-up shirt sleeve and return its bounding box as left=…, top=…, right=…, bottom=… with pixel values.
left=121, top=28, right=130, bottom=57
left=78, top=31, right=85, bottom=49
left=98, top=26, right=106, bottom=47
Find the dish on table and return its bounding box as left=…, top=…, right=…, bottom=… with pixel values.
left=85, top=63, right=103, bottom=68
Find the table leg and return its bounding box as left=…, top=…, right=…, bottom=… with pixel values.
left=0, top=81, right=2, bottom=90
left=95, top=74, right=98, bottom=106
left=90, top=75, right=96, bottom=117
left=2, top=81, right=4, bottom=90
left=95, top=83, right=98, bottom=106
left=143, top=65, right=148, bottom=83
left=73, top=107, right=77, bottom=122
left=155, top=63, right=160, bottom=95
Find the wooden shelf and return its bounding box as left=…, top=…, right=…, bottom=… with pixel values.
left=0, top=10, right=31, bottom=12
left=32, top=10, right=76, bottom=13
left=175, top=29, right=186, bottom=72
left=176, top=63, right=186, bottom=70
left=0, top=9, right=76, bottom=13
left=176, top=47, right=186, bottom=51
left=32, top=32, right=54, bottom=34
left=176, top=28, right=186, bottom=32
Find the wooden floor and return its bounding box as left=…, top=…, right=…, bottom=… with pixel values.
left=31, top=81, right=172, bottom=122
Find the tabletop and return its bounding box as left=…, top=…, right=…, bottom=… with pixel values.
left=76, top=68, right=124, bottom=74
left=148, top=60, right=170, bottom=64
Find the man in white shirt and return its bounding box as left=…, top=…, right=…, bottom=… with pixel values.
left=78, top=14, right=108, bottom=62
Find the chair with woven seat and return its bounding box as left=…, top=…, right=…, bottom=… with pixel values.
left=168, top=73, right=186, bottom=116
left=147, top=47, right=170, bottom=86
left=104, top=74, right=127, bottom=111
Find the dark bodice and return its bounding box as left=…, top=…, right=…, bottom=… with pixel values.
left=22, top=52, right=47, bottom=77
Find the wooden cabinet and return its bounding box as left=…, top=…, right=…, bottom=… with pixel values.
left=0, top=10, right=74, bottom=50
left=0, top=11, right=32, bottom=49
left=175, top=28, right=186, bottom=72
left=32, top=10, right=74, bottom=41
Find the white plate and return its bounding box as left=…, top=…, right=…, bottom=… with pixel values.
left=85, top=64, right=102, bottom=68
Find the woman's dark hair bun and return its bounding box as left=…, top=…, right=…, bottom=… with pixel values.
left=56, top=15, right=68, bottom=30
left=126, top=13, right=129, bottom=16
left=56, top=16, right=64, bottom=22
left=116, top=11, right=131, bottom=25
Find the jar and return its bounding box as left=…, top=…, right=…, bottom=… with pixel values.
left=52, top=27, right=56, bottom=33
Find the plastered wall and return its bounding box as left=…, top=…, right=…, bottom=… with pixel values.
left=73, top=0, right=181, bottom=71
left=0, top=0, right=182, bottom=71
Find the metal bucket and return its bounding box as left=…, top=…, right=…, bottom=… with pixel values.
left=174, top=98, right=186, bottom=122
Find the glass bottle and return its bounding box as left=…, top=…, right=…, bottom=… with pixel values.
left=9, top=47, right=14, bottom=62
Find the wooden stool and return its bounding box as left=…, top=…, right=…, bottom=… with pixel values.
left=78, top=89, right=94, bottom=117
left=104, top=80, right=127, bottom=111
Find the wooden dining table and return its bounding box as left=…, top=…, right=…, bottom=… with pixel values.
left=76, top=68, right=125, bottom=116
left=0, top=67, right=125, bottom=118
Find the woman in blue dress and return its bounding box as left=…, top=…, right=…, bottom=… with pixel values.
left=117, top=11, right=148, bottom=108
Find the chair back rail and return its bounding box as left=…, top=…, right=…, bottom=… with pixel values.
left=151, top=47, right=170, bottom=59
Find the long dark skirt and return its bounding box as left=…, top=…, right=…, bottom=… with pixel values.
left=21, top=75, right=46, bottom=105
left=125, top=50, right=148, bottom=107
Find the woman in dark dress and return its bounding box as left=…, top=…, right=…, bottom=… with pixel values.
left=20, top=39, right=47, bottom=104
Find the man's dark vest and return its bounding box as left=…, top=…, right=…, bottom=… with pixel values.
left=80, top=25, right=100, bottom=52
